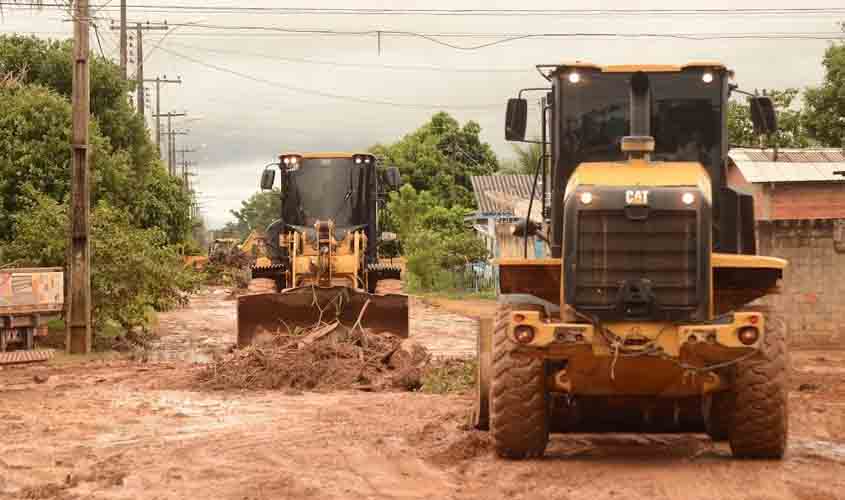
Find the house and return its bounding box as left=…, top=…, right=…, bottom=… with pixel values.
left=469, top=175, right=547, bottom=259
left=727, top=148, right=845, bottom=346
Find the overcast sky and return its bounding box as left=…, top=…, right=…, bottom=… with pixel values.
left=3, top=0, right=843, bottom=228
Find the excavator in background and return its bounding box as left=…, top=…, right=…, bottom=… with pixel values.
left=237, top=152, right=407, bottom=346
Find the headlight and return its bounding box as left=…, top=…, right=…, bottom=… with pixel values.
left=702, top=72, right=714, bottom=84
left=580, top=192, right=593, bottom=205
left=568, top=71, right=581, bottom=84
left=682, top=192, right=696, bottom=205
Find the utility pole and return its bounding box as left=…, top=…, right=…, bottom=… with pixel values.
left=119, top=0, right=127, bottom=78
left=111, top=21, right=167, bottom=116
left=151, top=111, right=186, bottom=174
left=67, top=0, right=92, bottom=354
left=144, top=76, right=182, bottom=153
left=135, top=23, right=144, bottom=116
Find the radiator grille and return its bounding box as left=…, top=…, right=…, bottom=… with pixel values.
left=575, top=210, right=698, bottom=313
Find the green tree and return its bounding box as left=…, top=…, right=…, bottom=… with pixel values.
left=0, top=36, right=192, bottom=244
left=1, top=191, right=200, bottom=336
left=386, top=185, right=488, bottom=290
left=804, top=42, right=845, bottom=147
left=228, top=189, right=282, bottom=237
left=0, top=35, right=157, bottom=172
left=499, top=142, right=543, bottom=175
left=727, top=89, right=815, bottom=148
left=370, top=112, right=498, bottom=208
left=0, top=82, right=191, bottom=243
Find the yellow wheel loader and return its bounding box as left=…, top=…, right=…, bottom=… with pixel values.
left=237, top=152, right=407, bottom=346
left=475, top=62, right=789, bottom=459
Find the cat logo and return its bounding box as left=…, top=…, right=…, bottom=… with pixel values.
left=625, top=190, right=649, bottom=206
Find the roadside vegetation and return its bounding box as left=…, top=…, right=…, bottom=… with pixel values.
left=0, top=35, right=202, bottom=348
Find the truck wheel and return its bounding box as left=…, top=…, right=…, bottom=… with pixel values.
left=729, top=313, right=788, bottom=459
left=490, top=305, right=549, bottom=458
left=705, top=391, right=734, bottom=441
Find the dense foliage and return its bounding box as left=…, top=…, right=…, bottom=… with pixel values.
left=0, top=35, right=199, bottom=342
left=370, top=112, right=498, bottom=208
left=0, top=35, right=191, bottom=243
left=804, top=42, right=845, bottom=147
left=386, top=185, right=488, bottom=290
left=223, top=189, right=282, bottom=239
left=727, top=89, right=815, bottom=148
left=2, top=191, right=201, bottom=334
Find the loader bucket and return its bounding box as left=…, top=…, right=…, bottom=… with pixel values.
left=237, top=285, right=409, bottom=347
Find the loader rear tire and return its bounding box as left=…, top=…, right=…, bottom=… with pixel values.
left=728, top=312, right=788, bottom=459
left=490, top=305, right=548, bottom=459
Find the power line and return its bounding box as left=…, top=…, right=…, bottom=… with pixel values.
left=155, top=45, right=502, bottom=110
left=165, top=40, right=530, bottom=73
left=5, top=3, right=845, bottom=17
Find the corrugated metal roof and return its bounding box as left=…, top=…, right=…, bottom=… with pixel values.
left=470, top=175, right=541, bottom=215
left=729, top=148, right=845, bottom=183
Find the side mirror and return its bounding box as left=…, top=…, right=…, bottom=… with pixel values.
left=505, top=98, right=528, bottom=141
left=384, top=167, right=401, bottom=189
left=749, top=96, right=778, bottom=135
left=260, top=168, right=276, bottom=190
left=380, top=231, right=398, bottom=242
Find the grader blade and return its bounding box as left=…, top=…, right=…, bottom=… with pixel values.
left=237, top=285, right=409, bottom=347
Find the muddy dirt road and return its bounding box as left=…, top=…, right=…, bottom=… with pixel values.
left=1, top=289, right=844, bottom=500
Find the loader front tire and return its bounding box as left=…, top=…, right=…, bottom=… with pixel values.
left=490, top=305, right=549, bottom=459
left=728, top=313, right=789, bottom=459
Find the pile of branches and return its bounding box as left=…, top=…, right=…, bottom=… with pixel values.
left=197, top=323, right=423, bottom=392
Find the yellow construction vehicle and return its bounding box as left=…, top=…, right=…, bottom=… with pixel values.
left=474, top=62, right=788, bottom=459
left=237, top=152, right=407, bottom=346
left=239, top=230, right=272, bottom=268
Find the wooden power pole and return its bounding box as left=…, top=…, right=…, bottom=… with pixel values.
left=145, top=76, right=182, bottom=153
left=111, top=21, right=167, bottom=115
left=67, top=0, right=92, bottom=354
left=119, top=0, right=127, bottom=79
left=152, top=112, right=186, bottom=174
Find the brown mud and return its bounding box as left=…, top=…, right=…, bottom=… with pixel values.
left=1, top=288, right=843, bottom=499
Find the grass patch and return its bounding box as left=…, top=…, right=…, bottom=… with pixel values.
left=421, top=358, right=477, bottom=394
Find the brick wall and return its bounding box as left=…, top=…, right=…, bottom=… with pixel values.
left=758, top=219, right=845, bottom=347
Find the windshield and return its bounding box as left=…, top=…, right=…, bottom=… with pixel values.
left=558, top=71, right=722, bottom=168
left=282, top=158, right=369, bottom=228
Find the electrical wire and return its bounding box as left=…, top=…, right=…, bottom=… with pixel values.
left=4, top=3, right=845, bottom=17
left=164, top=40, right=530, bottom=74
left=154, top=45, right=502, bottom=110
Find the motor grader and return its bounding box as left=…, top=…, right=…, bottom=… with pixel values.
left=237, top=152, right=407, bottom=346
left=474, top=62, right=789, bottom=459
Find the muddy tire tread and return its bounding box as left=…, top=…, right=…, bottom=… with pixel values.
left=729, top=309, right=789, bottom=459
left=490, top=305, right=548, bottom=458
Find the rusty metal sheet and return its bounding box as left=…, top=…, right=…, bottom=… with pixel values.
left=0, top=269, right=64, bottom=315
left=0, top=349, right=54, bottom=365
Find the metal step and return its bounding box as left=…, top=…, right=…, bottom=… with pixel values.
left=0, top=349, right=55, bottom=365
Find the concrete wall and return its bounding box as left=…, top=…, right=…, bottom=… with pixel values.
left=759, top=219, right=845, bottom=347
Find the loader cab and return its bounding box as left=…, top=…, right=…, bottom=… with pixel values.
left=506, top=62, right=769, bottom=260
left=260, top=152, right=401, bottom=265
left=504, top=62, right=779, bottom=323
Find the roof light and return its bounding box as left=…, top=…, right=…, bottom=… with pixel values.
left=355, top=157, right=363, bottom=164
left=568, top=71, right=581, bottom=84
left=580, top=192, right=593, bottom=205
left=682, top=192, right=696, bottom=205
left=702, top=72, right=714, bottom=84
